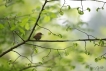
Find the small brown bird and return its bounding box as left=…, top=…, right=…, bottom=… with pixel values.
left=33, top=32, right=43, bottom=40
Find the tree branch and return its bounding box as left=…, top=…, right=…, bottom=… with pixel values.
left=28, top=0, right=48, bottom=40
left=29, top=38, right=106, bottom=42
left=0, top=40, right=27, bottom=57
left=19, top=55, right=59, bottom=71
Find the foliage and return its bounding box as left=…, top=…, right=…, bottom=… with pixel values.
left=0, top=0, right=106, bottom=71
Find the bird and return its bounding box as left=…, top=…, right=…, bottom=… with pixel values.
left=33, top=32, right=43, bottom=40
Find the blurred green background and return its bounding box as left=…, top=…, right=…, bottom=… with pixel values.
left=0, top=0, right=106, bottom=71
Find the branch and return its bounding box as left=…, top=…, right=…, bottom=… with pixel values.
left=29, top=38, right=106, bottom=42
left=0, top=41, right=27, bottom=57
left=26, top=43, right=67, bottom=50
left=28, top=0, right=48, bottom=40
left=19, top=55, right=59, bottom=71
left=96, top=1, right=106, bottom=3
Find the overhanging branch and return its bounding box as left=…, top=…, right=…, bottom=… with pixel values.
left=29, top=38, right=106, bottom=42
left=0, top=41, right=27, bottom=57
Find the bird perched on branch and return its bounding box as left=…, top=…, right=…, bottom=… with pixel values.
left=33, top=32, right=43, bottom=40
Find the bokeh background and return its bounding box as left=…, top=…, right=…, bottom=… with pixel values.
left=0, top=0, right=106, bottom=71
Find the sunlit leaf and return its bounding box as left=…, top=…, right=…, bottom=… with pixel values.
left=58, top=34, right=62, bottom=38
left=102, top=7, right=104, bottom=10
left=51, top=13, right=57, bottom=18
left=48, top=32, right=51, bottom=35
left=28, top=63, right=31, bottom=66
left=18, top=27, right=25, bottom=35
left=85, top=64, right=90, bottom=68
left=32, top=68, right=37, bottom=71
left=60, top=11, right=64, bottom=15
left=99, top=40, right=104, bottom=46
left=78, top=10, right=84, bottom=15
left=103, top=57, right=106, bottom=59
left=0, top=24, right=4, bottom=29
left=96, top=7, right=100, bottom=12
left=39, top=62, right=42, bottom=64
left=77, top=7, right=80, bottom=10
left=70, top=65, right=75, bottom=70
left=87, top=7, right=91, bottom=12
left=36, top=6, right=41, bottom=11
left=20, top=18, right=29, bottom=27
left=46, top=68, right=52, bottom=71
left=10, top=26, right=17, bottom=31
left=25, top=23, right=30, bottom=30
left=44, top=16, right=50, bottom=22
left=34, top=48, right=38, bottom=53
left=67, top=5, right=71, bottom=10
left=95, top=58, right=98, bottom=62
left=73, top=43, right=78, bottom=47
left=29, top=17, right=36, bottom=21
left=90, top=67, right=93, bottom=71
left=64, top=50, right=69, bottom=56
left=76, top=55, right=84, bottom=62
left=85, top=51, right=91, bottom=55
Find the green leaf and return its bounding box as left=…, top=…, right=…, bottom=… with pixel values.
left=95, top=58, right=98, bottom=62
left=39, top=62, right=42, bottom=64
left=99, top=40, right=104, bottom=46
left=76, top=55, right=84, bottom=62
left=85, top=52, right=91, bottom=55
left=42, top=10, right=48, bottom=14
left=70, top=65, right=75, bottom=70
left=34, top=48, right=38, bottom=53
left=36, top=6, right=41, bottom=11
left=66, top=26, right=70, bottom=31
left=29, top=17, right=36, bottom=21
left=65, top=51, right=69, bottom=56
left=20, top=18, right=29, bottom=27
left=102, top=7, right=104, bottom=10
left=69, top=27, right=72, bottom=30
left=66, top=26, right=73, bottom=31
left=10, top=26, right=17, bottom=31
left=32, top=68, right=37, bottom=71
left=60, top=11, right=64, bottom=15
left=28, top=63, right=31, bottom=66
left=85, top=64, right=90, bottom=68
left=67, top=5, right=71, bottom=10
left=46, top=68, right=52, bottom=71
left=44, top=16, right=50, bottom=22
left=77, top=7, right=80, bottom=10
left=18, top=27, right=25, bottom=35
left=0, top=24, right=4, bottom=29
left=73, top=43, right=78, bottom=47
left=58, top=34, right=62, bottom=38
left=87, top=7, right=91, bottom=12
left=103, top=57, right=106, bottom=59
left=25, top=23, right=30, bottom=30
left=48, top=32, right=51, bottom=35
left=66, top=28, right=69, bottom=31
left=90, top=67, right=93, bottom=71
left=78, top=10, right=84, bottom=15
left=51, top=13, right=57, bottom=18
left=96, top=7, right=100, bottom=12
